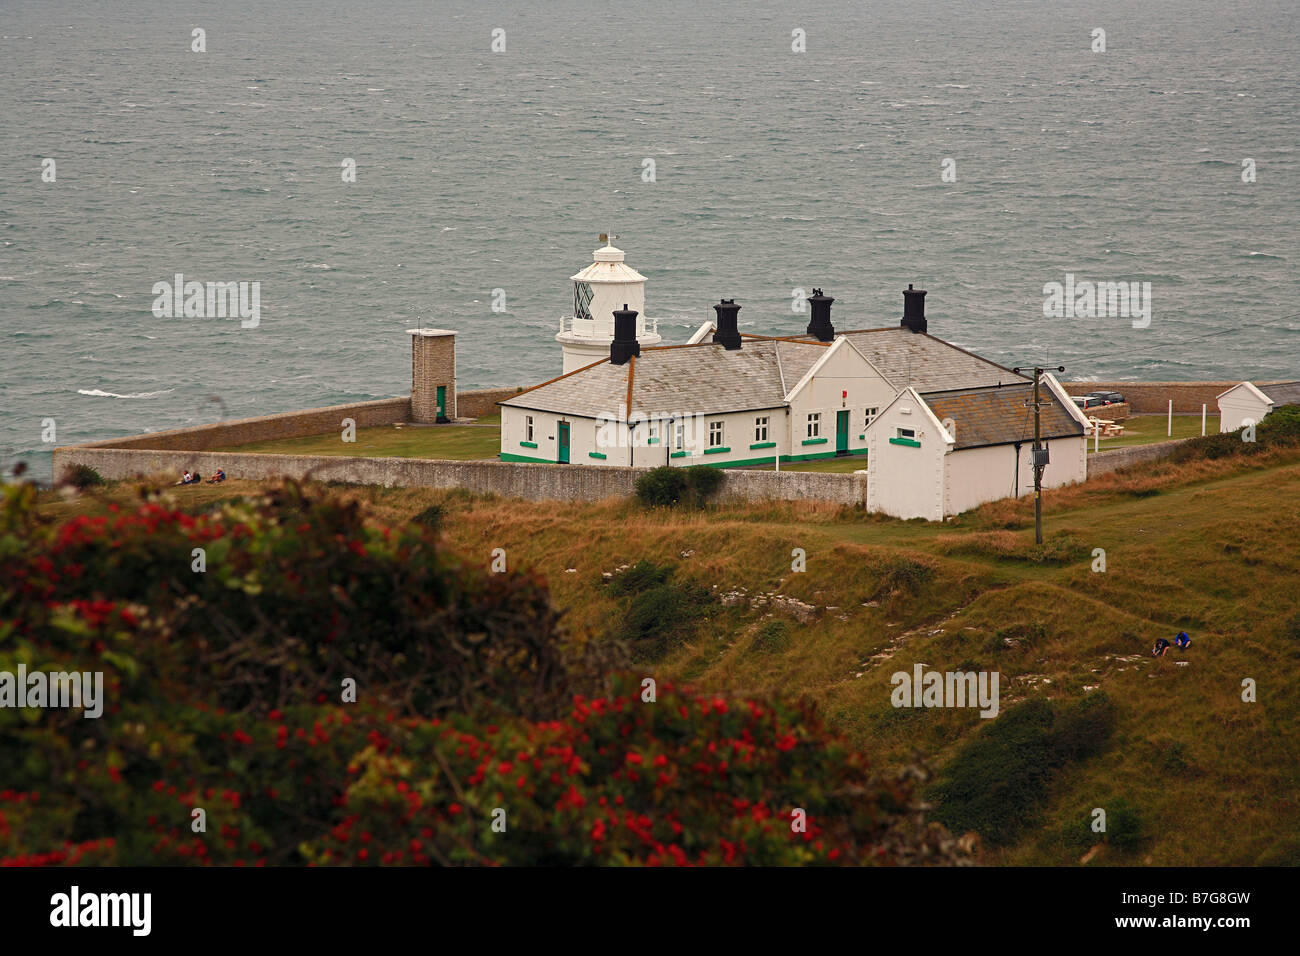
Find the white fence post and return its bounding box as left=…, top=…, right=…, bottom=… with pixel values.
left=1168, top=399, right=1173, bottom=437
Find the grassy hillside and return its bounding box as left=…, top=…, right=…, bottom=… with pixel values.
left=39, top=443, right=1300, bottom=866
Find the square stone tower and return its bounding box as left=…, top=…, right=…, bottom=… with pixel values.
left=408, top=328, right=457, bottom=423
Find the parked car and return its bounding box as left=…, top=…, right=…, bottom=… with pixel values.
left=1072, top=395, right=1106, bottom=411
left=1085, top=390, right=1125, bottom=406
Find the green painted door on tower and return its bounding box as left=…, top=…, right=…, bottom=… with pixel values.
left=557, top=422, right=570, bottom=463
left=436, top=386, right=446, bottom=419
left=836, top=410, right=849, bottom=455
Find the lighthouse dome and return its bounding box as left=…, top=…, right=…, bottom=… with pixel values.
left=571, top=244, right=647, bottom=284
left=558, top=241, right=660, bottom=373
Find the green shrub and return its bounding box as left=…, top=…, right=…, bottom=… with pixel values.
left=607, top=559, right=675, bottom=597
left=682, top=464, right=724, bottom=506
left=1102, top=798, right=1148, bottom=853
left=634, top=465, right=724, bottom=509
left=59, top=463, right=104, bottom=490
left=619, top=582, right=710, bottom=661
left=751, top=620, right=792, bottom=654
left=930, top=694, right=1117, bottom=846
left=1056, top=796, right=1146, bottom=855
left=1046, top=692, right=1116, bottom=764
left=635, top=467, right=687, bottom=507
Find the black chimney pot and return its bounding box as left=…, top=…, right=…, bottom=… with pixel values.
left=901, top=284, right=927, bottom=334
left=806, top=288, right=835, bottom=342
left=610, top=304, right=640, bottom=365
left=712, top=298, right=742, bottom=350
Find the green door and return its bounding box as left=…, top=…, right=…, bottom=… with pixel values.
left=836, top=410, right=849, bottom=455
left=557, top=422, right=570, bottom=463
left=436, top=386, right=446, bottom=419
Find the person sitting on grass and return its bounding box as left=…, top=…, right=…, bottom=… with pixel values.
left=206, top=468, right=226, bottom=484
left=176, top=470, right=192, bottom=485
left=1175, top=631, right=1191, bottom=650
left=1152, top=636, right=1172, bottom=658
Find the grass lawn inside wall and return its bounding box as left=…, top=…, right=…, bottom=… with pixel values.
left=1087, top=412, right=1221, bottom=452
left=216, top=420, right=501, bottom=460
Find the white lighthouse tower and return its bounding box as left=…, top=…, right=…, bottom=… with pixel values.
left=557, top=238, right=661, bottom=373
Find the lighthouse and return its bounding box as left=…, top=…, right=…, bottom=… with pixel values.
left=556, top=238, right=661, bottom=373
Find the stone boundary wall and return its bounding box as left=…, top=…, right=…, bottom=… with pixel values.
left=1081, top=402, right=1130, bottom=422
left=1088, top=438, right=1188, bottom=476
left=1063, top=381, right=1290, bottom=414
left=458, top=386, right=526, bottom=419
left=61, top=387, right=522, bottom=456
left=52, top=447, right=868, bottom=506
left=78, top=397, right=413, bottom=452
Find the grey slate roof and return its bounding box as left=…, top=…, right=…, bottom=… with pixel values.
left=501, top=327, right=1027, bottom=421
left=499, top=339, right=830, bottom=419
left=831, top=328, right=1027, bottom=392
left=921, top=383, right=1085, bottom=450
left=1261, top=381, right=1300, bottom=407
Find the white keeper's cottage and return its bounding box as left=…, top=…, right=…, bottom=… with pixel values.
left=495, top=247, right=1090, bottom=518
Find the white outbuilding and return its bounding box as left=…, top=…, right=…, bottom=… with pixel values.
left=863, top=374, right=1089, bottom=521
left=1217, top=381, right=1300, bottom=433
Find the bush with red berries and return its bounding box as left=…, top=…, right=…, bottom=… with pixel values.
left=0, top=481, right=967, bottom=866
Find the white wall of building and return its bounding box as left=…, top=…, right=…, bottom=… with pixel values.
left=865, top=387, right=1088, bottom=521
left=943, top=436, right=1087, bottom=517
left=865, top=389, right=950, bottom=521
left=786, top=340, right=895, bottom=461
left=1218, top=383, right=1270, bottom=433
left=503, top=404, right=803, bottom=468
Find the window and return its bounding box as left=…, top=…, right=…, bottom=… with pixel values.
left=526, top=416, right=534, bottom=442
left=709, top=421, right=724, bottom=448
left=573, top=282, right=594, bottom=321
left=864, top=407, right=878, bottom=428
left=648, top=421, right=658, bottom=443
left=897, top=427, right=915, bottom=440
left=674, top=422, right=685, bottom=450
left=755, top=416, right=769, bottom=442
left=807, top=412, right=821, bottom=439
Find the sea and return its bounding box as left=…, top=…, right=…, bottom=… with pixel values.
left=2, top=0, right=1297, bottom=482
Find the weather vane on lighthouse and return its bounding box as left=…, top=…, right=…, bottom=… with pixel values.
left=598, top=232, right=620, bottom=246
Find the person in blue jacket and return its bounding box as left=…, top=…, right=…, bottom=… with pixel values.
left=1174, top=631, right=1191, bottom=650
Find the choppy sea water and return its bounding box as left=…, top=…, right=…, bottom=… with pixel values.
left=2, top=0, right=1297, bottom=482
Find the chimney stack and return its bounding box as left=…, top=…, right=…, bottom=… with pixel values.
left=806, top=289, right=835, bottom=342
left=610, top=304, right=641, bottom=365
left=712, top=298, right=742, bottom=350
left=901, top=284, right=927, bottom=334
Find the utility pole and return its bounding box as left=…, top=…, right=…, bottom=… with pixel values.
left=1013, top=365, right=1065, bottom=545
